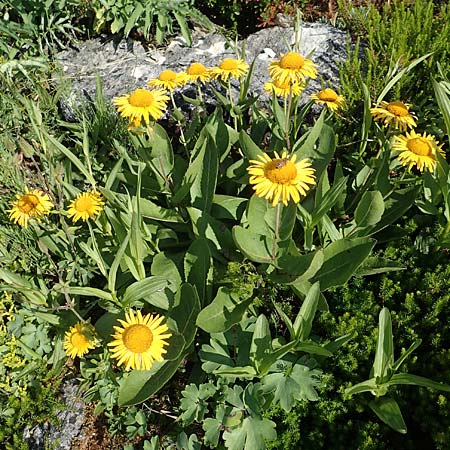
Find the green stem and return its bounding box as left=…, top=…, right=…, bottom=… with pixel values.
left=227, top=78, right=238, bottom=131
left=271, top=203, right=281, bottom=262
left=170, top=92, right=188, bottom=154
left=285, top=87, right=293, bottom=152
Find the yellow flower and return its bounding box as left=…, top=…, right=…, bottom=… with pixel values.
left=108, top=310, right=171, bottom=371
left=114, top=88, right=169, bottom=125
left=147, top=69, right=188, bottom=92
left=392, top=130, right=445, bottom=172
left=247, top=151, right=316, bottom=207
left=209, top=58, right=249, bottom=81
left=311, top=88, right=345, bottom=111
left=64, top=322, right=97, bottom=359
left=186, top=62, right=210, bottom=83
left=370, top=100, right=417, bottom=131
left=264, top=78, right=304, bottom=98
left=8, top=188, right=53, bottom=228
left=67, top=190, right=104, bottom=223
left=268, top=51, right=318, bottom=85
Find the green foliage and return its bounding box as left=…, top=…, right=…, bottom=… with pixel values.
left=91, top=0, right=213, bottom=45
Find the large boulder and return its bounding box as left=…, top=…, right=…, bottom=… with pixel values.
left=56, top=22, right=349, bottom=108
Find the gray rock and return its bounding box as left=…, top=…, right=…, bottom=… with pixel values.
left=55, top=22, right=349, bottom=109
left=23, top=379, right=84, bottom=450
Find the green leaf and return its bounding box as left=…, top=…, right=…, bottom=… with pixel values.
left=108, top=232, right=130, bottom=293
left=151, top=252, right=182, bottom=287
left=118, top=357, right=184, bottom=406
left=139, top=197, right=183, bottom=223
left=199, top=337, right=235, bottom=373
left=293, top=109, right=325, bottom=158
left=171, top=283, right=201, bottom=348
left=174, top=12, right=192, bottom=46
left=293, top=281, right=320, bottom=341
left=375, top=53, right=432, bottom=105
left=278, top=203, right=297, bottom=241
left=261, top=362, right=322, bottom=411
left=433, top=78, right=450, bottom=143
left=369, top=397, right=407, bottom=434
left=354, top=190, right=385, bottom=233
left=233, top=226, right=274, bottom=264
left=249, top=315, right=272, bottom=371
left=294, top=120, right=335, bottom=181
left=65, top=286, right=113, bottom=302
left=392, top=339, right=421, bottom=371
left=386, top=373, right=450, bottom=392
left=179, top=383, right=216, bottom=425
left=187, top=207, right=235, bottom=258
left=373, top=307, right=394, bottom=382
left=184, top=135, right=218, bottom=212
left=239, top=130, right=264, bottom=160
left=196, top=287, right=253, bottom=333
left=184, top=238, right=212, bottom=305
left=354, top=256, right=405, bottom=276
left=124, top=4, right=144, bottom=36
left=214, top=366, right=258, bottom=378
left=212, top=195, right=246, bottom=221
left=274, top=250, right=324, bottom=283
left=344, top=378, right=378, bottom=396
left=372, top=187, right=417, bottom=235
left=223, top=416, right=277, bottom=450
left=122, top=276, right=173, bottom=309
left=311, top=238, right=376, bottom=290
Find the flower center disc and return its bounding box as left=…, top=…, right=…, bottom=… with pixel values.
left=159, top=70, right=176, bottom=81
left=318, top=89, right=338, bottom=102
left=407, top=137, right=432, bottom=156
left=123, top=324, right=153, bottom=353
left=71, top=331, right=88, bottom=347
left=279, top=52, right=305, bottom=70
left=18, top=194, right=39, bottom=214
left=265, top=159, right=297, bottom=184
left=74, top=196, right=94, bottom=212
left=128, top=89, right=154, bottom=107
left=188, top=63, right=206, bottom=75
left=220, top=59, right=238, bottom=71
left=386, top=101, right=409, bottom=117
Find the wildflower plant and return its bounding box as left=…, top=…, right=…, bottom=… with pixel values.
left=3, top=23, right=450, bottom=449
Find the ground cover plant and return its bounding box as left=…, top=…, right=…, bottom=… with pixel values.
left=1, top=1, right=450, bottom=449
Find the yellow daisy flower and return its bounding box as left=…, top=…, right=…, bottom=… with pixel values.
left=392, top=130, right=445, bottom=172
left=147, top=69, right=188, bottom=92
left=370, top=100, right=417, bottom=131
left=247, top=151, right=316, bottom=207
left=209, top=58, right=249, bottom=81
left=8, top=188, right=53, bottom=228
left=64, top=322, right=97, bottom=359
left=186, top=62, right=210, bottom=83
left=264, top=78, right=304, bottom=98
left=114, top=88, right=169, bottom=125
left=108, top=310, right=171, bottom=371
left=311, top=88, right=345, bottom=111
left=268, top=51, right=318, bottom=85
left=67, top=190, right=104, bottom=223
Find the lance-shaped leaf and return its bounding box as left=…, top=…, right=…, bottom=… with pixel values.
left=239, top=130, right=264, bottom=160
left=311, top=237, right=376, bottom=290
left=184, top=238, right=213, bottom=306
left=292, top=281, right=320, bottom=341
left=369, top=397, right=407, bottom=434
left=197, top=287, right=253, bottom=333
left=353, top=190, right=385, bottom=235
left=233, top=226, right=275, bottom=264
left=122, top=276, right=173, bottom=309
left=385, top=373, right=450, bottom=392
left=372, top=307, right=394, bottom=382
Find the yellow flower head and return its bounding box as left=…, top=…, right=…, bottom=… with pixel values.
left=67, top=190, right=104, bottom=223
left=114, top=88, right=169, bottom=125
left=264, top=78, right=304, bottom=98
left=311, top=88, right=345, bottom=111
left=64, top=322, right=97, bottom=359
left=186, top=62, right=210, bottom=83
left=269, top=51, right=318, bottom=85
left=147, top=69, right=188, bottom=92
left=247, top=151, right=316, bottom=207
left=8, top=188, right=53, bottom=228
left=392, top=130, right=445, bottom=172
left=108, top=310, right=171, bottom=371
left=209, top=58, right=249, bottom=81
left=370, top=100, right=417, bottom=131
